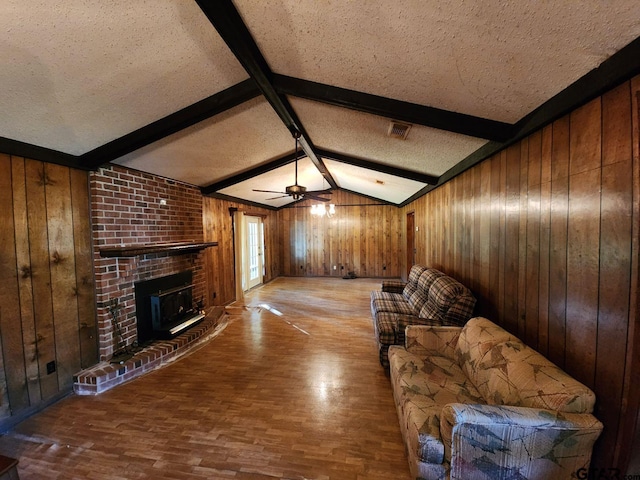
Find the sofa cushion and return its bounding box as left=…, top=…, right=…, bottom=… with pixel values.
left=417, top=268, right=445, bottom=293
left=474, top=339, right=596, bottom=413
left=405, top=325, right=461, bottom=361
left=407, top=269, right=444, bottom=313
left=407, top=264, right=429, bottom=285
left=402, top=264, right=429, bottom=299
left=390, top=347, right=484, bottom=404
left=419, top=275, right=474, bottom=325
left=442, top=291, right=476, bottom=325
left=455, top=317, right=517, bottom=383
left=405, top=287, right=429, bottom=315
left=381, top=278, right=406, bottom=294
left=455, top=317, right=596, bottom=414
left=370, top=291, right=415, bottom=316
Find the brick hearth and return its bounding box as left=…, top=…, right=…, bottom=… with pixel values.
left=73, top=307, right=225, bottom=395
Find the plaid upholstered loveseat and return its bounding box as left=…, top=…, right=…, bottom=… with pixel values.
left=370, top=265, right=476, bottom=367
left=389, top=317, right=603, bottom=480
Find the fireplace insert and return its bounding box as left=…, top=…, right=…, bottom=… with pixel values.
left=135, top=271, right=204, bottom=344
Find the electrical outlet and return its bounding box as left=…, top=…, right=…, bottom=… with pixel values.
left=212, top=292, right=216, bottom=299
left=46, top=361, right=56, bottom=375
left=341, top=265, right=344, bottom=270
left=333, top=265, right=337, bottom=270
left=383, top=265, right=386, bottom=270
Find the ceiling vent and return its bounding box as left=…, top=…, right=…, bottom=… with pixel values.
left=387, top=121, right=412, bottom=140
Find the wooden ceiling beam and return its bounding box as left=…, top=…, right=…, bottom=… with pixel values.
left=316, top=148, right=439, bottom=186
left=196, top=0, right=338, bottom=189
left=0, top=137, right=81, bottom=169
left=201, top=150, right=300, bottom=195
left=273, top=74, right=515, bottom=143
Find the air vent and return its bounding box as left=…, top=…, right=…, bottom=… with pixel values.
left=387, top=121, right=412, bottom=140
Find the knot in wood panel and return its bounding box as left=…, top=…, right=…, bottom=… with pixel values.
left=36, top=169, right=54, bottom=186
left=20, top=265, right=32, bottom=278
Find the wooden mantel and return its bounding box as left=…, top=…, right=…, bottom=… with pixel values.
left=99, top=241, right=218, bottom=258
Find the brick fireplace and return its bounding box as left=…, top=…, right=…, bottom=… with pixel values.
left=90, top=165, right=208, bottom=361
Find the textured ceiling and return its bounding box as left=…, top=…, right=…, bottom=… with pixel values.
left=1, top=1, right=639, bottom=208
left=236, top=0, right=640, bottom=122
left=289, top=97, right=488, bottom=177
left=114, top=97, right=293, bottom=187
left=0, top=1, right=248, bottom=155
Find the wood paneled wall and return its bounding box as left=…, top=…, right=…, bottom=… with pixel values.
left=0, top=154, right=97, bottom=429
left=277, top=190, right=402, bottom=277
left=202, top=197, right=279, bottom=305
left=403, top=79, right=640, bottom=471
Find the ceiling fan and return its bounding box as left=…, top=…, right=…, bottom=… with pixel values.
left=253, top=130, right=332, bottom=202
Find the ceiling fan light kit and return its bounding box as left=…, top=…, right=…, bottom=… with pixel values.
left=310, top=203, right=336, bottom=217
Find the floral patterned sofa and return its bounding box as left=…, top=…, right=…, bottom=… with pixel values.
left=371, top=265, right=476, bottom=367
left=388, top=317, right=603, bottom=480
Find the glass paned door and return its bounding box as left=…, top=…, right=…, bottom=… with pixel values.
left=246, top=216, right=263, bottom=289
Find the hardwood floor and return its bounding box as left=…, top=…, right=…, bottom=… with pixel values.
left=0, top=277, right=411, bottom=480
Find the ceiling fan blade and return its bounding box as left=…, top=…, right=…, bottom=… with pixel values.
left=304, top=193, right=331, bottom=202
left=266, top=194, right=290, bottom=200
left=305, top=189, right=333, bottom=195
left=253, top=189, right=287, bottom=194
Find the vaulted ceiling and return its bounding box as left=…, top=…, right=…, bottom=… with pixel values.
left=2, top=1, right=639, bottom=208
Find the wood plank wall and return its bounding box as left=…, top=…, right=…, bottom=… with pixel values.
left=277, top=190, right=402, bottom=278
left=0, top=154, right=97, bottom=428
left=402, top=79, right=640, bottom=471
left=202, top=197, right=279, bottom=306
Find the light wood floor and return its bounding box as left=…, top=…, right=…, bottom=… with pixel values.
left=0, top=277, right=411, bottom=480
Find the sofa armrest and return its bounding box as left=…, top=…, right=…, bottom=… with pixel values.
left=404, top=325, right=461, bottom=360
left=381, top=279, right=406, bottom=294
left=441, top=403, right=603, bottom=480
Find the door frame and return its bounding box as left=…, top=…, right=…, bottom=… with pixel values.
left=406, top=211, right=415, bottom=279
